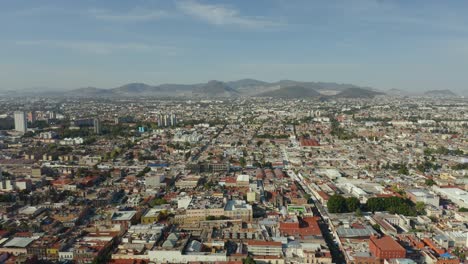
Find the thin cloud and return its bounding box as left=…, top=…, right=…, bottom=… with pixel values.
left=12, top=6, right=73, bottom=16
left=176, top=0, right=282, bottom=29
left=88, top=8, right=168, bottom=22
left=16, top=40, right=178, bottom=55
left=12, top=6, right=168, bottom=22
left=330, top=0, right=468, bottom=34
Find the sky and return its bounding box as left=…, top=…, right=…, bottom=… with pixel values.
left=1, top=0, right=468, bottom=93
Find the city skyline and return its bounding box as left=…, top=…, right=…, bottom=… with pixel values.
left=1, top=0, right=468, bottom=93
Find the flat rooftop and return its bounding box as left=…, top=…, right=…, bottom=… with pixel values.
left=3, top=237, right=35, bottom=248
left=112, top=211, right=137, bottom=221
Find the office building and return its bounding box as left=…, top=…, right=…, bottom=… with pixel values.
left=27, top=111, right=36, bottom=123
left=170, top=113, right=177, bottom=126
left=157, top=113, right=177, bottom=127
left=14, top=111, right=27, bottom=133
left=93, top=119, right=101, bottom=134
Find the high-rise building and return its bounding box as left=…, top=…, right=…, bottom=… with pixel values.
left=27, top=111, right=36, bottom=123
left=158, top=113, right=177, bottom=127
left=170, top=113, right=177, bottom=126
left=14, top=111, right=27, bottom=133
left=94, top=118, right=101, bottom=134
left=163, top=114, right=168, bottom=127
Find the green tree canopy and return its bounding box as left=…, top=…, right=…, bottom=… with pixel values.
left=345, top=197, right=361, bottom=212
left=327, top=195, right=347, bottom=213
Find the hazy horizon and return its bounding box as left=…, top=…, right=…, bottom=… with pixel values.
left=1, top=0, right=468, bottom=93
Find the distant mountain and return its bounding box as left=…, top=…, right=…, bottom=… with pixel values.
left=228, top=79, right=363, bottom=96
left=335, top=87, right=384, bottom=98
left=227, top=79, right=270, bottom=89
left=157, top=83, right=194, bottom=92
left=424, top=89, right=457, bottom=97
left=64, top=87, right=111, bottom=96
left=386, top=88, right=410, bottom=96
left=192, top=80, right=239, bottom=97
left=111, top=83, right=157, bottom=95
left=273, top=80, right=360, bottom=91
left=255, top=86, right=321, bottom=98
left=4, top=79, right=384, bottom=98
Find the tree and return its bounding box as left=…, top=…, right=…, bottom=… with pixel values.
left=150, top=198, right=168, bottom=207
left=137, top=166, right=151, bottom=177
left=425, top=179, right=436, bottom=186
left=346, top=197, right=361, bottom=212
left=327, top=195, right=347, bottom=213
left=452, top=163, right=468, bottom=170
left=243, top=256, right=256, bottom=264
left=453, top=247, right=466, bottom=260
left=372, top=224, right=381, bottom=232
left=397, top=164, right=409, bottom=175
left=185, top=151, right=191, bottom=160
left=365, top=196, right=416, bottom=216
left=22, top=131, right=35, bottom=138
left=355, top=208, right=363, bottom=217
left=415, top=202, right=426, bottom=215
left=239, top=157, right=246, bottom=168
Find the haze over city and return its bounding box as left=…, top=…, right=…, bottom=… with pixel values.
left=0, top=1, right=467, bottom=264
left=1, top=0, right=468, bottom=94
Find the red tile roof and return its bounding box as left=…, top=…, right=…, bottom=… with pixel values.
left=246, top=240, right=282, bottom=247
left=300, top=138, right=320, bottom=147
left=370, top=235, right=405, bottom=251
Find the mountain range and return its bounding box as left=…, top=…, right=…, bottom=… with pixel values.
left=424, top=89, right=458, bottom=97
left=2, top=79, right=389, bottom=98
left=256, top=85, right=322, bottom=98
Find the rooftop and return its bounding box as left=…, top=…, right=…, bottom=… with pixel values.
left=112, top=211, right=137, bottom=221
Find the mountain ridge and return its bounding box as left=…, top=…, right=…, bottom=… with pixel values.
left=4, top=79, right=386, bottom=98
left=334, top=87, right=384, bottom=98
left=424, top=89, right=457, bottom=97
left=255, top=85, right=322, bottom=98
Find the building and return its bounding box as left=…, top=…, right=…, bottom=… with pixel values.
left=111, top=211, right=138, bottom=229
left=246, top=240, right=283, bottom=256
left=170, top=113, right=177, bottom=126
left=39, top=131, right=57, bottom=139
left=236, top=174, right=250, bottom=187
left=141, top=208, right=163, bottom=224
left=94, top=118, right=101, bottom=134
left=145, top=173, right=166, bottom=188
left=175, top=175, right=201, bottom=189
left=27, top=111, right=36, bottom=123
left=224, top=200, right=253, bottom=222
left=184, top=196, right=225, bottom=223
left=369, top=235, right=406, bottom=260
left=14, top=111, right=27, bottom=133
left=432, top=187, right=468, bottom=208
left=247, top=191, right=258, bottom=203
left=406, top=189, right=440, bottom=207
left=158, top=113, right=177, bottom=127
left=279, top=216, right=322, bottom=238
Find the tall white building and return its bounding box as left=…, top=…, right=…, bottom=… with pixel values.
left=14, top=111, right=27, bottom=133
left=170, top=113, right=177, bottom=126
left=157, top=113, right=177, bottom=127
left=93, top=118, right=101, bottom=134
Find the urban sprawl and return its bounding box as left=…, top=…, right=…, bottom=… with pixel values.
left=0, top=96, right=466, bottom=264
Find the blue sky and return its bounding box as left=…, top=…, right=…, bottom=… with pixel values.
left=1, top=0, right=467, bottom=93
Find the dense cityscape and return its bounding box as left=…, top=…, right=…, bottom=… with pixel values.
left=0, top=94, right=466, bottom=263
left=2, top=0, right=468, bottom=263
